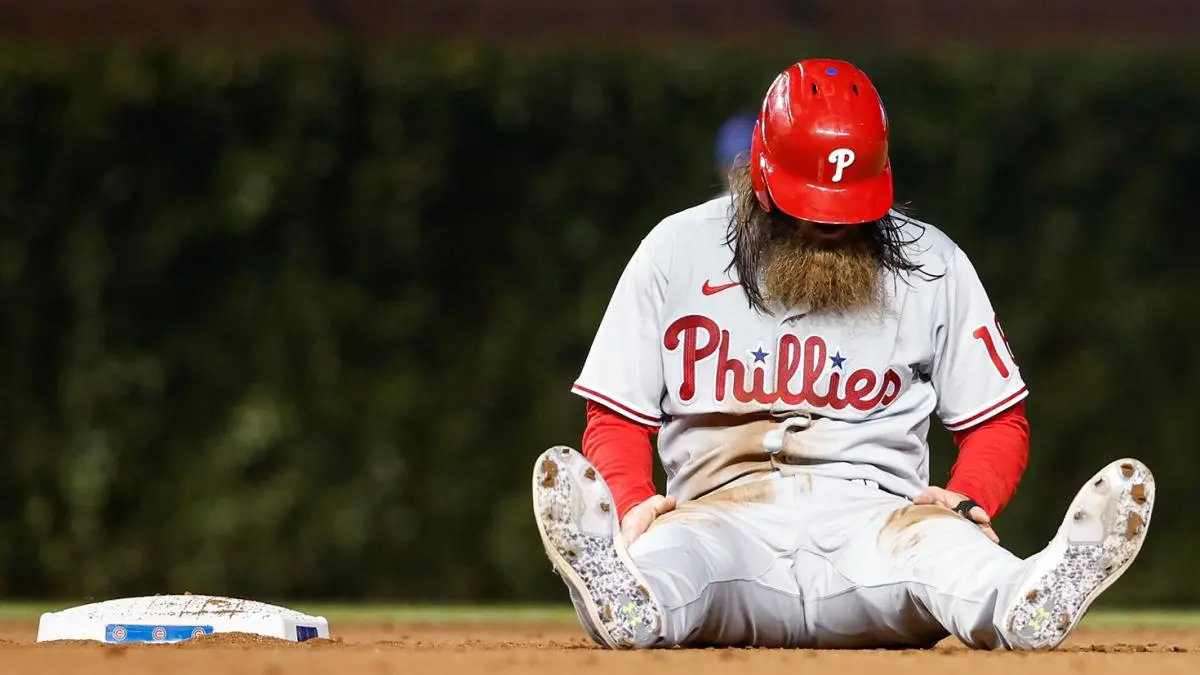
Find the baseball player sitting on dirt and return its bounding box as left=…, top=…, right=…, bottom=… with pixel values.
left=531, top=58, right=1155, bottom=650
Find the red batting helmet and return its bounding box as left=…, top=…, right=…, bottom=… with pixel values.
left=749, top=59, right=893, bottom=224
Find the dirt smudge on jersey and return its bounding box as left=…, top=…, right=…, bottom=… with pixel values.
left=882, top=504, right=959, bottom=532
left=650, top=504, right=720, bottom=530
left=876, top=505, right=959, bottom=554
left=669, top=413, right=822, bottom=503
left=672, top=415, right=779, bottom=502
left=889, top=532, right=925, bottom=556
left=651, top=473, right=776, bottom=531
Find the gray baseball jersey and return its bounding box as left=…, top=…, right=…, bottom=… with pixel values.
left=572, top=195, right=1027, bottom=504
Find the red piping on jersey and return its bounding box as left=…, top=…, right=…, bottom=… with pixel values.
left=572, top=383, right=662, bottom=426
left=946, top=401, right=1030, bottom=518
left=581, top=398, right=1030, bottom=523
left=945, top=386, right=1028, bottom=430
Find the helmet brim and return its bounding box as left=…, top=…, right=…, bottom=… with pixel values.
left=763, top=161, right=894, bottom=225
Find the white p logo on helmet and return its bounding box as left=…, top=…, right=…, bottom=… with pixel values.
left=827, top=148, right=856, bottom=183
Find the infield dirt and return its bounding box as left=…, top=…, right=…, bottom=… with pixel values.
left=2, top=619, right=1198, bottom=674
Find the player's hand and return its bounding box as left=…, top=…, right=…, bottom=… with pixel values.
left=913, top=486, right=1000, bottom=544
left=620, top=495, right=676, bottom=546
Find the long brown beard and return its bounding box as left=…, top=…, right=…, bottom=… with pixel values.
left=726, top=162, right=883, bottom=314
left=762, top=226, right=882, bottom=314
left=724, top=161, right=936, bottom=315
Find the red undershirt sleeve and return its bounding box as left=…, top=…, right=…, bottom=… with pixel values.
left=581, top=400, right=657, bottom=521
left=582, top=393, right=1029, bottom=521
left=945, top=401, right=1030, bottom=518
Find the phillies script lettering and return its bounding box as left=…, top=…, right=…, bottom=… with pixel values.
left=664, top=315, right=903, bottom=411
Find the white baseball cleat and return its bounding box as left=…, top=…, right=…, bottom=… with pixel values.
left=1001, top=458, right=1155, bottom=650
left=531, top=445, right=664, bottom=649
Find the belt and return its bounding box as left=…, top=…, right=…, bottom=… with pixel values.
left=848, top=478, right=882, bottom=490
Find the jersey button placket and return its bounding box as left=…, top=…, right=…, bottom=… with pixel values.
left=766, top=308, right=807, bottom=471
left=770, top=308, right=806, bottom=420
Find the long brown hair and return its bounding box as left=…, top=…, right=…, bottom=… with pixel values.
left=723, top=161, right=941, bottom=315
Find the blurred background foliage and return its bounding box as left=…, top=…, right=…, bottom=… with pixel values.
left=0, top=42, right=1195, bottom=605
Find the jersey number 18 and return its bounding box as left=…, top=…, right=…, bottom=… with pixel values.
left=972, top=314, right=1015, bottom=379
